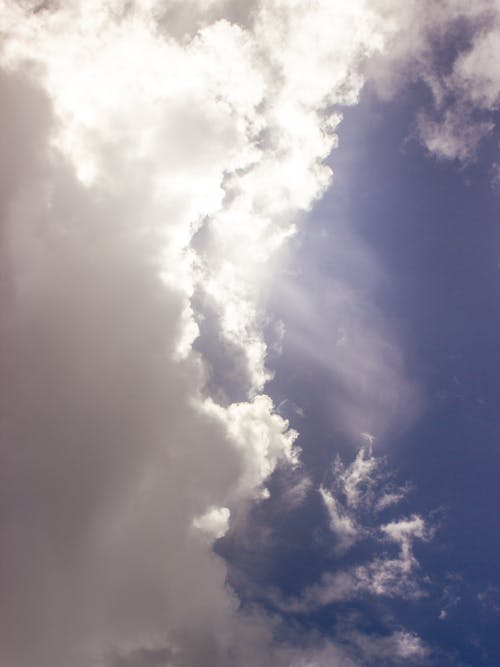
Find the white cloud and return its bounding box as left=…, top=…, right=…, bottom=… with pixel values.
left=320, top=486, right=362, bottom=554
left=319, top=444, right=412, bottom=555
left=369, top=0, right=500, bottom=162
left=279, top=542, right=429, bottom=614
left=201, top=395, right=298, bottom=498
left=374, top=488, right=410, bottom=512
left=345, top=629, right=430, bottom=663
left=192, top=506, right=231, bottom=540
left=450, top=14, right=500, bottom=110
left=278, top=447, right=430, bottom=614
left=274, top=504, right=432, bottom=613
left=416, top=107, right=494, bottom=163
left=0, top=1, right=386, bottom=664
left=336, top=444, right=380, bottom=510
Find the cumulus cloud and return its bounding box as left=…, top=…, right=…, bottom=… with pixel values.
left=192, top=506, right=231, bottom=540
left=1, top=1, right=495, bottom=666
left=0, top=76, right=280, bottom=665
left=0, top=1, right=384, bottom=664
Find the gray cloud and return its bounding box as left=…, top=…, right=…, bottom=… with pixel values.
left=0, top=69, right=247, bottom=667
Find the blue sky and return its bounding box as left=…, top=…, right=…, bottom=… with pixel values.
left=0, top=2, right=498, bottom=667
left=219, top=81, right=499, bottom=666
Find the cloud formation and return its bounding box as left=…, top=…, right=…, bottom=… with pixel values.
left=320, top=443, right=412, bottom=553
left=270, top=446, right=431, bottom=616
left=1, top=1, right=498, bottom=666
left=369, top=0, right=500, bottom=162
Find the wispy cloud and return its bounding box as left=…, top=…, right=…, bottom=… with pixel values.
left=368, top=0, right=500, bottom=163
left=319, top=444, right=412, bottom=553
left=270, top=447, right=432, bottom=614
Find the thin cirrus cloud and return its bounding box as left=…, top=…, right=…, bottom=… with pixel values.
left=0, top=1, right=497, bottom=666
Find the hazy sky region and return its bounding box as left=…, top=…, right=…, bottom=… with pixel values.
left=0, top=2, right=499, bottom=667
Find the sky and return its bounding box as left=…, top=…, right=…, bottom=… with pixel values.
left=0, top=2, right=498, bottom=667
